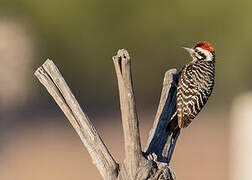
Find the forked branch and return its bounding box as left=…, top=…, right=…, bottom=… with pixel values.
left=34, top=51, right=177, bottom=180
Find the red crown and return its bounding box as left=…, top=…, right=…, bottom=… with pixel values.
left=194, top=41, right=214, bottom=53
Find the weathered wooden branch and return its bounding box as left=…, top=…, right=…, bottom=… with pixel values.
left=112, top=49, right=143, bottom=179
left=34, top=60, right=118, bottom=180
left=34, top=50, right=178, bottom=180
left=144, top=69, right=180, bottom=164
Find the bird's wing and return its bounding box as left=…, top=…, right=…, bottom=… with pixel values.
left=176, top=67, right=200, bottom=128
left=177, top=72, right=213, bottom=128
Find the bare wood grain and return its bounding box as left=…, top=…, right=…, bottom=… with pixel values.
left=34, top=59, right=118, bottom=180
left=112, top=49, right=143, bottom=179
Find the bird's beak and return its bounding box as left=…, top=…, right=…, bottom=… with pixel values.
left=182, top=47, right=194, bottom=56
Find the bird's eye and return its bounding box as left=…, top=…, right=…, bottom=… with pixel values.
left=197, top=51, right=206, bottom=60
left=195, top=49, right=203, bottom=57
left=198, top=52, right=206, bottom=58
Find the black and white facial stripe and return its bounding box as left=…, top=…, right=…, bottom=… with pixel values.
left=193, top=47, right=214, bottom=61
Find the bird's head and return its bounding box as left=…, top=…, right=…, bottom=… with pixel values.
left=183, top=41, right=215, bottom=62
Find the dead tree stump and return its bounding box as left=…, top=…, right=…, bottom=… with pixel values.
left=34, top=49, right=178, bottom=180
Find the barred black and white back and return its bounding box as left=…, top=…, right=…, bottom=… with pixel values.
left=171, top=41, right=215, bottom=129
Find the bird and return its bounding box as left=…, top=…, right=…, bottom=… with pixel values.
left=166, top=41, right=215, bottom=163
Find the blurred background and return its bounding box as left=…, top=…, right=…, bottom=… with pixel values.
left=0, top=0, right=251, bottom=179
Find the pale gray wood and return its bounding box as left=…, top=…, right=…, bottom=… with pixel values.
left=112, top=50, right=176, bottom=179
left=34, top=53, right=177, bottom=179
left=34, top=60, right=118, bottom=180
left=112, top=49, right=144, bottom=179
